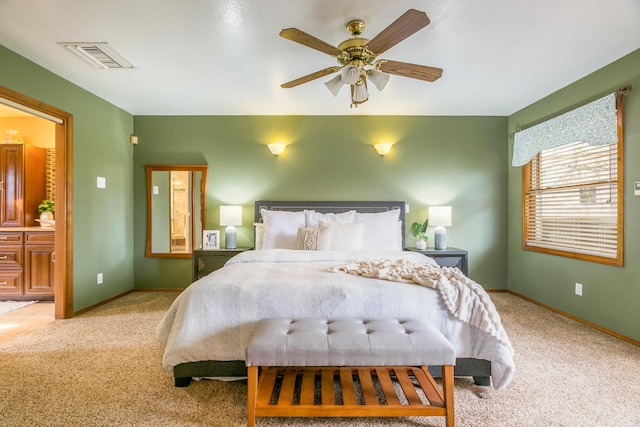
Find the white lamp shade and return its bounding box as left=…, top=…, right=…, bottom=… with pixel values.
left=368, top=70, right=390, bottom=91
left=340, top=65, right=361, bottom=85
left=353, top=82, right=369, bottom=103
left=220, top=205, right=242, bottom=226
left=428, top=206, right=452, bottom=227
left=324, top=74, right=344, bottom=97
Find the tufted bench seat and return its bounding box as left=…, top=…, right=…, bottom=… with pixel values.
left=245, top=317, right=456, bottom=427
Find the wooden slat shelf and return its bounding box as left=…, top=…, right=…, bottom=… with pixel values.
left=251, top=366, right=451, bottom=419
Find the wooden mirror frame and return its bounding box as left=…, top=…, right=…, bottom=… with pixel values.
left=145, top=165, right=207, bottom=258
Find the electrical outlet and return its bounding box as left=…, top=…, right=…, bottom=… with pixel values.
left=97, top=273, right=103, bottom=285
left=575, top=282, right=583, bottom=296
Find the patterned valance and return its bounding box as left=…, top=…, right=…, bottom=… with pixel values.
left=512, top=93, right=617, bottom=167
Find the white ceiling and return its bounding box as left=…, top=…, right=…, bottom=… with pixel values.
left=1, top=0, right=639, bottom=116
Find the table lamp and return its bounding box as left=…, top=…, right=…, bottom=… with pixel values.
left=220, top=205, right=242, bottom=249
left=429, top=206, right=452, bottom=250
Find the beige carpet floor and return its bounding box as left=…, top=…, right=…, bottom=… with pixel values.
left=0, top=291, right=639, bottom=427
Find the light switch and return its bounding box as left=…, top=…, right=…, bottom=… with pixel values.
left=635, top=181, right=640, bottom=196
left=97, top=177, right=106, bottom=189
left=153, top=185, right=159, bottom=195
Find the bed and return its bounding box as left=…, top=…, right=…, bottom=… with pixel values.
left=156, top=201, right=515, bottom=390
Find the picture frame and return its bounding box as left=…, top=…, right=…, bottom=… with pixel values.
left=202, top=230, right=220, bottom=250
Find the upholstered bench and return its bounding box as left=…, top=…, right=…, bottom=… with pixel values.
left=245, top=317, right=456, bottom=427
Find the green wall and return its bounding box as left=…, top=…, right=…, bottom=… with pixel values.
left=0, top=45, right=135, bottom=311
left=133, top=115, right=508, bottom=290
left=4, top=40, right=638, bottom=342
left=507, top=48, right=640, bottom=341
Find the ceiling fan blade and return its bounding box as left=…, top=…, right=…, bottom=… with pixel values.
left=378, top=60, right=443, bottom=82
left=281, top=67, right=339, bottom=88
left=279, top=28, right=344, bottom=57
left=366, top=9, right=430, bottom=55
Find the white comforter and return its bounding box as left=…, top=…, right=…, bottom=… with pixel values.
left=156, top=249, right=515, bottom=389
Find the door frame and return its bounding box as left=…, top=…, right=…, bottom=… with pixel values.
left=0, top=85, right=73, bottom=319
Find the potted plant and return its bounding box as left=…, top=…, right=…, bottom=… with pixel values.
left=37, top=199, right=55, bottom=226
left=410, top=219, right=429, bottom=250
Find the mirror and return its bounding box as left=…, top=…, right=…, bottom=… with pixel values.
left=146, top=165, right=207, bottom=258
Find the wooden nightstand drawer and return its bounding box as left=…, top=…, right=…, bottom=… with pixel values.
left=197, top=253, right=230, bottom=274
left=405, top=247, right=468, bottom=276
left=192, top=248, right=252, bottom=281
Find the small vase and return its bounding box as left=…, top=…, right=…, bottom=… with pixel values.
left=416, top=239, right=427, bottom=250
left=39, top=211, right=54, bottom=227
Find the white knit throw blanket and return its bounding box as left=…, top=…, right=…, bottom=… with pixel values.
left=330, top=258, right=512, bottom=350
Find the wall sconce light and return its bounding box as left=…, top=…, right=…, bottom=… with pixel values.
left=268, top=143, right=286, bottom=156
left=373, top=143, right=393, bottom=156
left=220, top=205, right=243, bottom=249
left=428, top=206, right=452, bottom=250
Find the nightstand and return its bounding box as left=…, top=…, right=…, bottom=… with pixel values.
left=192, top=248, right=252, bottom=281
left=405, top=247, right=468, bottom=276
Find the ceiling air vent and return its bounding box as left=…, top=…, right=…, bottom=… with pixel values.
left=59, top=42, right=135, bottom=69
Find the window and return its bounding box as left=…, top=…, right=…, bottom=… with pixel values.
left=519, top=92, right=624, bottom=266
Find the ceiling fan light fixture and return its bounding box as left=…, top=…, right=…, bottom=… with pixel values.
left=368, top=69, right=390, bottom=91
left=279, top=9, right=440, bottom=108
left=324, top=74, right=344, bottom=97
left=340, top=65, right=361, bottom=85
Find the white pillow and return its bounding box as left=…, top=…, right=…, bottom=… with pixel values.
left=254, top=223, right=265, bottom=249
left=354, top=209, right=402, bottom=251
left=261, top=209, right=306, bottom=249
left=305, top=210, right=357, bottom=228
left=317, top=220, right=364, bottom=251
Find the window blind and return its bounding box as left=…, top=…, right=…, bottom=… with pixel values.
left=523, top=141, right=618, bottom=259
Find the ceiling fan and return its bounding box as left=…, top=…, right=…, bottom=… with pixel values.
left=279, top=9, right=443, bottom=108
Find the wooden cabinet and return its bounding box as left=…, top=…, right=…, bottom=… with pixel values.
left=24, top=231, right=55, bottom=296
left=0, top=144, right=52, bottom=300
left=192, top=248, right=252, bottom=282
left=0, top=230, right=54, bottom=300
left=0, top=144, right=46, bottom=227
left=405, top=247, right=469, bottom=276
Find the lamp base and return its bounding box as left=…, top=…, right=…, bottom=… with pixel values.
left=434, top=226, right=446, bottom=250
left=225, top=226, right=237, bottom=249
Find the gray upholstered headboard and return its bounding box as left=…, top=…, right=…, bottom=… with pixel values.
left=254, top=200, right=406, bottom=249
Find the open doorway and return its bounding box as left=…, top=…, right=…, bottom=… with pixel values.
left=0, top=85, right=72, bottom=319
